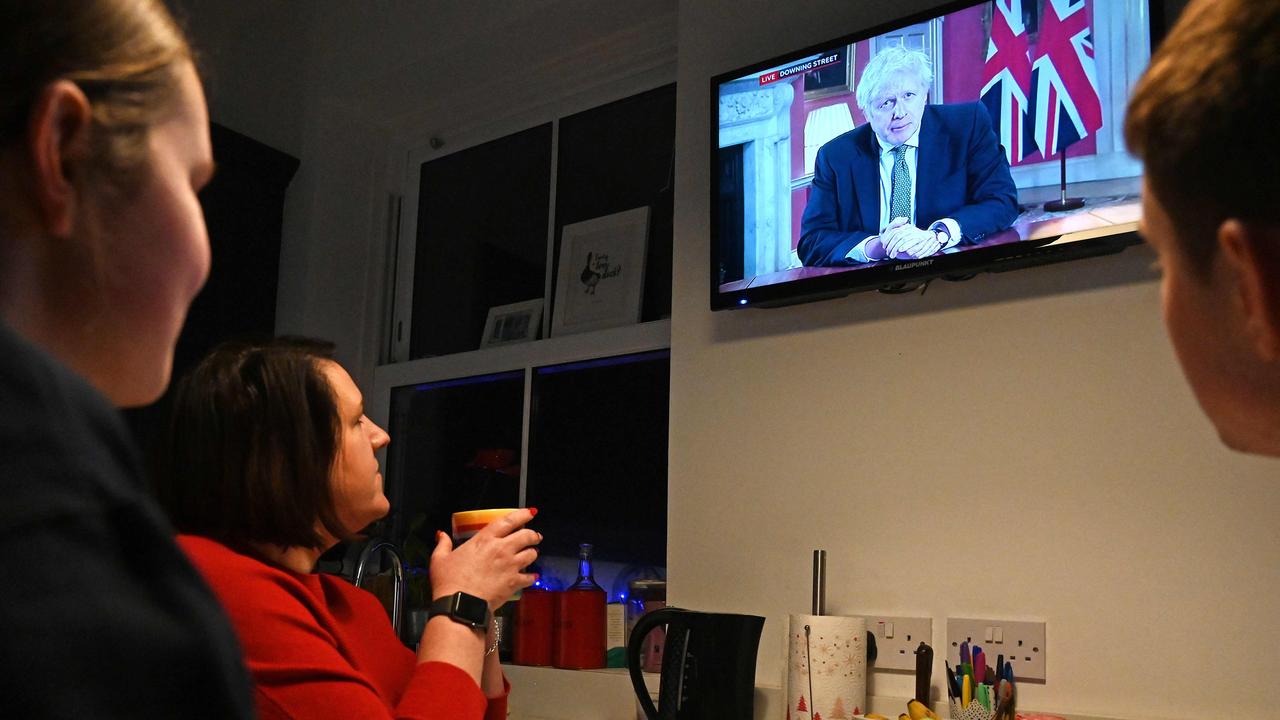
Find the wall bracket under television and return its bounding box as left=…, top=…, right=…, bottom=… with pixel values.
left=709, top=0, right=1157, bottom=311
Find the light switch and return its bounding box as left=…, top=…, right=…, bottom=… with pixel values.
left=884, top=622, right=895, bottom=639
left=994, top=626, right=1004, bottom=643
left=984, top=626, right=993, bottom=642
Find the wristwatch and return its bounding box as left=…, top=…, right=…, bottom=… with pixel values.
left=931, top=224, right=950, bottom=248
left=428, top=591, right=490, bottom=629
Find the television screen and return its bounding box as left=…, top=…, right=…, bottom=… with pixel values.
left=711, top=0, right=1156, bottom=309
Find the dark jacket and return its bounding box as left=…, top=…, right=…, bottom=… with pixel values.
left=0, top=320, right=253, bottom=719
left=799, top=102, right=1018, bottom=267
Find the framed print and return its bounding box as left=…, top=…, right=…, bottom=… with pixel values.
left=480, top=299, right=544, bottom=348
left=551, top=207, right=649, bottom=337
left=802, top=43, right=855, bottom=100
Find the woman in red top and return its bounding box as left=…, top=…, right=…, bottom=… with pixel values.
left=155, top=338, right=540, bottom=720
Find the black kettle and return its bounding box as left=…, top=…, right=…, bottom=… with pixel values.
left=627, top=608, right=765, bottom=720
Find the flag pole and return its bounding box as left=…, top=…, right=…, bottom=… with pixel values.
left=1044, top=145, right=1085, bottom=212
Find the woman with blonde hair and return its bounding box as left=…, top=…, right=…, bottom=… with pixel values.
left=0, top=1, right=250, bottom=716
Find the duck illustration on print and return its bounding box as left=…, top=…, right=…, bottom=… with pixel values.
left=579, top=251, right=622, bottom=295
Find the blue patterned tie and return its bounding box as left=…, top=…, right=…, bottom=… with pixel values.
left=890, top=144, right=911, bottom=222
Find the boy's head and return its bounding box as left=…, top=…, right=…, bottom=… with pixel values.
left=1126, top=0, right=1280, bottom=454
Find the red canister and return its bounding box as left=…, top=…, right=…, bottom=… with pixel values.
left=513, top=588, right=554, bottom=666
left=552, top=587, right=606, bottom=669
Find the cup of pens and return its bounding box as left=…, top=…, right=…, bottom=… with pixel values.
left=946, top=640, right=1016, bottom=720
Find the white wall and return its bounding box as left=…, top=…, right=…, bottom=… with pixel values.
left=672, top=1, right=1279, bottom=718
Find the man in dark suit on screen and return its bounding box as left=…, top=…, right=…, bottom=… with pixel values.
left=799, top=46, right=1018, bottom=267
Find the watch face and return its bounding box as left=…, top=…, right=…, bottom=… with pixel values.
left=452, top=592, right=489, bottom=627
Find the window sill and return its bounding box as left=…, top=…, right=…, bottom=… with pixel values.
left=376, top=318, right=670, bottom=388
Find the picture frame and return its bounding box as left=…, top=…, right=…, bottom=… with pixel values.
left=551, top=206, right=650, bottom=337
left=802, top=43, right=855, bottom=100
left=480, top=299, right=544, bottom=348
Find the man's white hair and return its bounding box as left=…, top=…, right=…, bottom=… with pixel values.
left=855, top=45, right=934, bottom=115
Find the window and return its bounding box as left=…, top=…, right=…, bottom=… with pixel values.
left=525, top=350, right=670, bottom=576
left=410, top=125, right=553, bottom=358
left=380, top=83, right=676, bottom=610
left=385, top=371, right=525, bottom=544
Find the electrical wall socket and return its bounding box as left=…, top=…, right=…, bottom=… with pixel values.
left=946, top=618, right=1047, bottom=682
left=857, top=616, right=932, bottom=672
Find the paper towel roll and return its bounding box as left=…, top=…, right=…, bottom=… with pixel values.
left=785, top=614, right=866, bottom=719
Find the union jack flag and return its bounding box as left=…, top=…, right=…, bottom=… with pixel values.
left=979, top=0, right=1035, bottom=164
left=1030, top=0, right=1104, bottom=158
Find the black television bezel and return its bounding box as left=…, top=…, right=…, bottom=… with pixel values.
left=708, top=0, right=1163, bottom=311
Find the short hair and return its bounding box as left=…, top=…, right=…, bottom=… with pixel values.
left=855, top=45, right=933, bottom=115
left=155, top=337, right=351, bottom=550
left=0, top=0, right=195, bottom=198
left=1125, top=0, right=1280, bottom=275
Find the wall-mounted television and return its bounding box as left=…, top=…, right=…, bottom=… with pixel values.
left=711, top=0, right=1163, bottom=310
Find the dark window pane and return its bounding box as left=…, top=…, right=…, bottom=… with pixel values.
left=555, top=85, right=675, bottom=324
left=412, top=124, right=552, bottom=358
left=385, top=371, right=525, bottom=545
left=526, top=351, right=669, bottom=567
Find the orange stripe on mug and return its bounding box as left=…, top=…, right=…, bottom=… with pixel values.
left=451, top=508, right=522, bottom=538
left=453, top=522, right=490, bottom=534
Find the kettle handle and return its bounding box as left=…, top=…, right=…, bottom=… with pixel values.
left=627, top=607, right=686, bottom=720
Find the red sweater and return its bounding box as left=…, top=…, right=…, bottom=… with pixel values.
left=178, top=535, right=508, bottom=720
